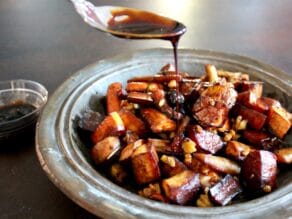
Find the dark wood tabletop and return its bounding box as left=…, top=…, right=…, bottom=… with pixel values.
left=0, top=0, right=291, bottom=218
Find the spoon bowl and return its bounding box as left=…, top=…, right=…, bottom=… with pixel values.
left=71, top=0, right=186, bottom=39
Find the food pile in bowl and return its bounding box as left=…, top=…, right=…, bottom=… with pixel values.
left=77, top=63, right=291, bottom=207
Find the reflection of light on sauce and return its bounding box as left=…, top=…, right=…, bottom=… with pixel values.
left=0, top=101, right=35, bottom=123
left=107, top=7, right=185, bottom=39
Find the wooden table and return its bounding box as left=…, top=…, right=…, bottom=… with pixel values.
left=0, top=0, right=291, bottom=218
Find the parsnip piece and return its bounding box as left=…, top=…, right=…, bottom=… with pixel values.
left=162, top=170, right=200, bottom=205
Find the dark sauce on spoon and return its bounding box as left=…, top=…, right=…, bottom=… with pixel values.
left=0, top=102, right=35, bottom=123
left=107, top=8, right=186, bottom=118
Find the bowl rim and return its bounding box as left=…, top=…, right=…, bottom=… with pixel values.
left=35, top=48, right=292, bottom=219
left=0, top=79, right=48, bottom=127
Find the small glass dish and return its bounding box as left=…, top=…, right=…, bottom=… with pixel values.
left=0, top=79, right=48, bottom=141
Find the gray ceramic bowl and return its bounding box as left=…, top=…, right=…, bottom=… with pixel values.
left=36, top=48, right=292, bottom=219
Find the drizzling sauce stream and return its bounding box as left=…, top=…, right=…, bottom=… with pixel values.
left=72, top=0, right=186, bottom=118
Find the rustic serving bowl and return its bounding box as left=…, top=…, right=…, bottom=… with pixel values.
left=36, top=48, right=292, bottom=218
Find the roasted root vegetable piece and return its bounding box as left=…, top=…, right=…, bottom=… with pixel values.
left=185, top=156, right=221, bottom=188
left=247, top=97, right=280, bottom=115
left=91, top=136, right=121, bottom=165
left=225, top=141, right=254, bottom=161
left=127, top=92, right=153, bottom=105
left=78, top=109, right=103, bottom=132
left=160, top=155, right=188, bottom=177
left=91, top=112, right=125, bottom=144
left=126, top=82, right=162, bottom=92
left=241, top=150, right=277, bottom=193
left=119, top=139, right=145, bottom=162
left=106, top=82, right=123, bottom=114
left=236, top=81, right=263, bottom=98
left=192, top=84, right=237, bottom=127
left=119, top=110, right=147, bottom=136
left=232, top=104, right=267, bottom=130
left=147, top=138, right=177, bottom=155
left=242, top=129, right=271, bottom=148
left=274, top=148, right=292, bottom=164
left=127, top=74, right=182, bottom=83
left=131, top=143, right=161, bottom=184
left=267, top=106, right=291, bottom=139
left=236, top=91, right=257, bottom=108
left=194, top=153, right=241, bottom=175
left=141, top=108, right=176, bottom=133
left=217, top=70, right=249, bottom=82
left=209, top=174, right=242, bottom=206
left=188, top=125, right=224, bottom=154
left=162, top=170, right=200, bottom=205
left=205, top=64, right=219, bottom=83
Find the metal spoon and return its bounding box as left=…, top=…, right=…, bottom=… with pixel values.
left=70, top=0, right=186, bottom=39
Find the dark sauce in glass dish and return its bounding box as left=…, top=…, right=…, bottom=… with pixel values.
left=0, top=101, right=35, bottom=123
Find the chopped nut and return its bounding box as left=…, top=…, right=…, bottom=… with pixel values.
left=224, top=129, right=237, bottom=142
left=182, top=138, right=197, bottom=154
left=184, top=153, right=192, bottom=165
left=195, top=125, right=203, bottom=133
left=149, top=183, right=161, bottom=194
left=263, top=185, right=272, bottom=193
left=139, top=183, right=162, bottom=199
left=133, top=103, right=140, bottom=109
left=169, top=132, right=176, bottom=139
left=238, top=120, right=247, bottom=130
left=196, top=193, right=213, bottom=207
left=158, top=98, right=166, bottom=107
left=168, top=79, right=178, bottom=88
left=234, top=115, right=248, bottom=131
left=232, top=133, right=240, bottom=140
left=224, top=133, right=233, bottom=142
left=161, top=155, right=176, bottom=168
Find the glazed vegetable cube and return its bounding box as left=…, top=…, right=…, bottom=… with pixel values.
left=209, top=174, right=242, bottom=206
left=127, top=92, right=153, bottom=105
left=141, top=108, right=176, bottom=133
left=242, top=129, right=271, bottom=148
left=194, top=153, right=241, bottom=175
left=225, top=141, right=254, bottom=161
left=119, top=110, right=147, bottom=136
left=119, top=139, right=145, bottom=162
left=91, top=136, right=121, bottom=165
left=274, top=148, right=292, bottom=164
left=131, top=144, right=161, bottom=184
left=267, top=106, right=291, bottom=139
left=162, top=170, right=200, bottom=205
left=160, top=155, right=188, bottom=177
left=106, top=82, right=123, bottom=114
left=241, top=150, right=277, bottom=193
left=232, top=104, right=267, bottom=130
left=91, top=111, right=125, bottom=144
left=236, top=81, right=263, bottom=98
left=188, top=125, right=224, bottom=154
